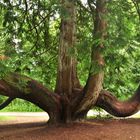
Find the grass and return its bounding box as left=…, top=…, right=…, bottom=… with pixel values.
left=0, top=116, right=15, bottom=121
left=0, top=98, right=42, bottom=112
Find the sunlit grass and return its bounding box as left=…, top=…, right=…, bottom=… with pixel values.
left=0, top=116, right=15, bottom=121
left=0, top=99, right=42, bottom=112
left=130, top=114, right=140, bottom=118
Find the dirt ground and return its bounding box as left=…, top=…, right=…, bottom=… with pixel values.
left=0, top=117, right=140, bottom=140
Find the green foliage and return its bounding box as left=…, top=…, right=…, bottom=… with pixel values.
left=102, top=0, right=140, bottom=98
left=0, top=0, right=60, bottom=88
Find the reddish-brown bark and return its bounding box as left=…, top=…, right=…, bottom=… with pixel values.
left=0, top=73, right=62, bottom=123
left=55, top=0, right=81, bottom=122
left=55, top=0, right=78, bottom=97
left=73, top=0, right=107, bottom=117
left=95, top=86, right=140, bottom=117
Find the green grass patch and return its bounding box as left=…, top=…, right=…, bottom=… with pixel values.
left=0, top=98, right=42, bottom=112
left=0, top=116, right=15, bottom=121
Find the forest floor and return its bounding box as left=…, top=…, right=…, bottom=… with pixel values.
left=0, top=113, right=140, bottom=140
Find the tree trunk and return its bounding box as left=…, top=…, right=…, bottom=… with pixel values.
left=55, top=0, right=81, bottom=122
left=55, top=0, right=80, bottom=96
left=74, top=0, right=107, bottom=118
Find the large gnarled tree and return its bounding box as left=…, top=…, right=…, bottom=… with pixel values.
left=0, top=0, right=140, bottom=124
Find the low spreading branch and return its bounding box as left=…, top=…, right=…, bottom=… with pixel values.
left=95, top=85, right=140, bottom=117
left=0, top=73, right=61, bottom=122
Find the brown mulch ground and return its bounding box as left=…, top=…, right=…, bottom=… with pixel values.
left=0, top=117, right=140, bottom=140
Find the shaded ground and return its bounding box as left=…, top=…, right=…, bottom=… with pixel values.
left=0, top=117, right=140, bottom=140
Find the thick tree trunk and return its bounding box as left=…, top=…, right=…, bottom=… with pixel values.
left=74, top=0, right=107, bottom=118
left=55, top=0, right=81, bottom=122
left=55, top=0, right=80, bottom=96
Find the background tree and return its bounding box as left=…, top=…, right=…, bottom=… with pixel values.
left=0, top=0, right=140, bottom=124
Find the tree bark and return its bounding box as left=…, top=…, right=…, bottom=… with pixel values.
left=55, top=0, right=80, bottom=97
left=0, top=73, right=62, bottom=123
left=95, top=85, right=140, bottom=117
left=55, top=0, right=83, bottom=122
left=74, top=0, right=107, bottom=117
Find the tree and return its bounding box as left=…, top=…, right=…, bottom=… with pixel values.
left=0, top=0, right=140, bottom=124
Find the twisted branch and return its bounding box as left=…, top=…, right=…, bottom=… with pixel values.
left=0, top=73, right=61, bottom=121
left=95, top=85, right=140, bottom=117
